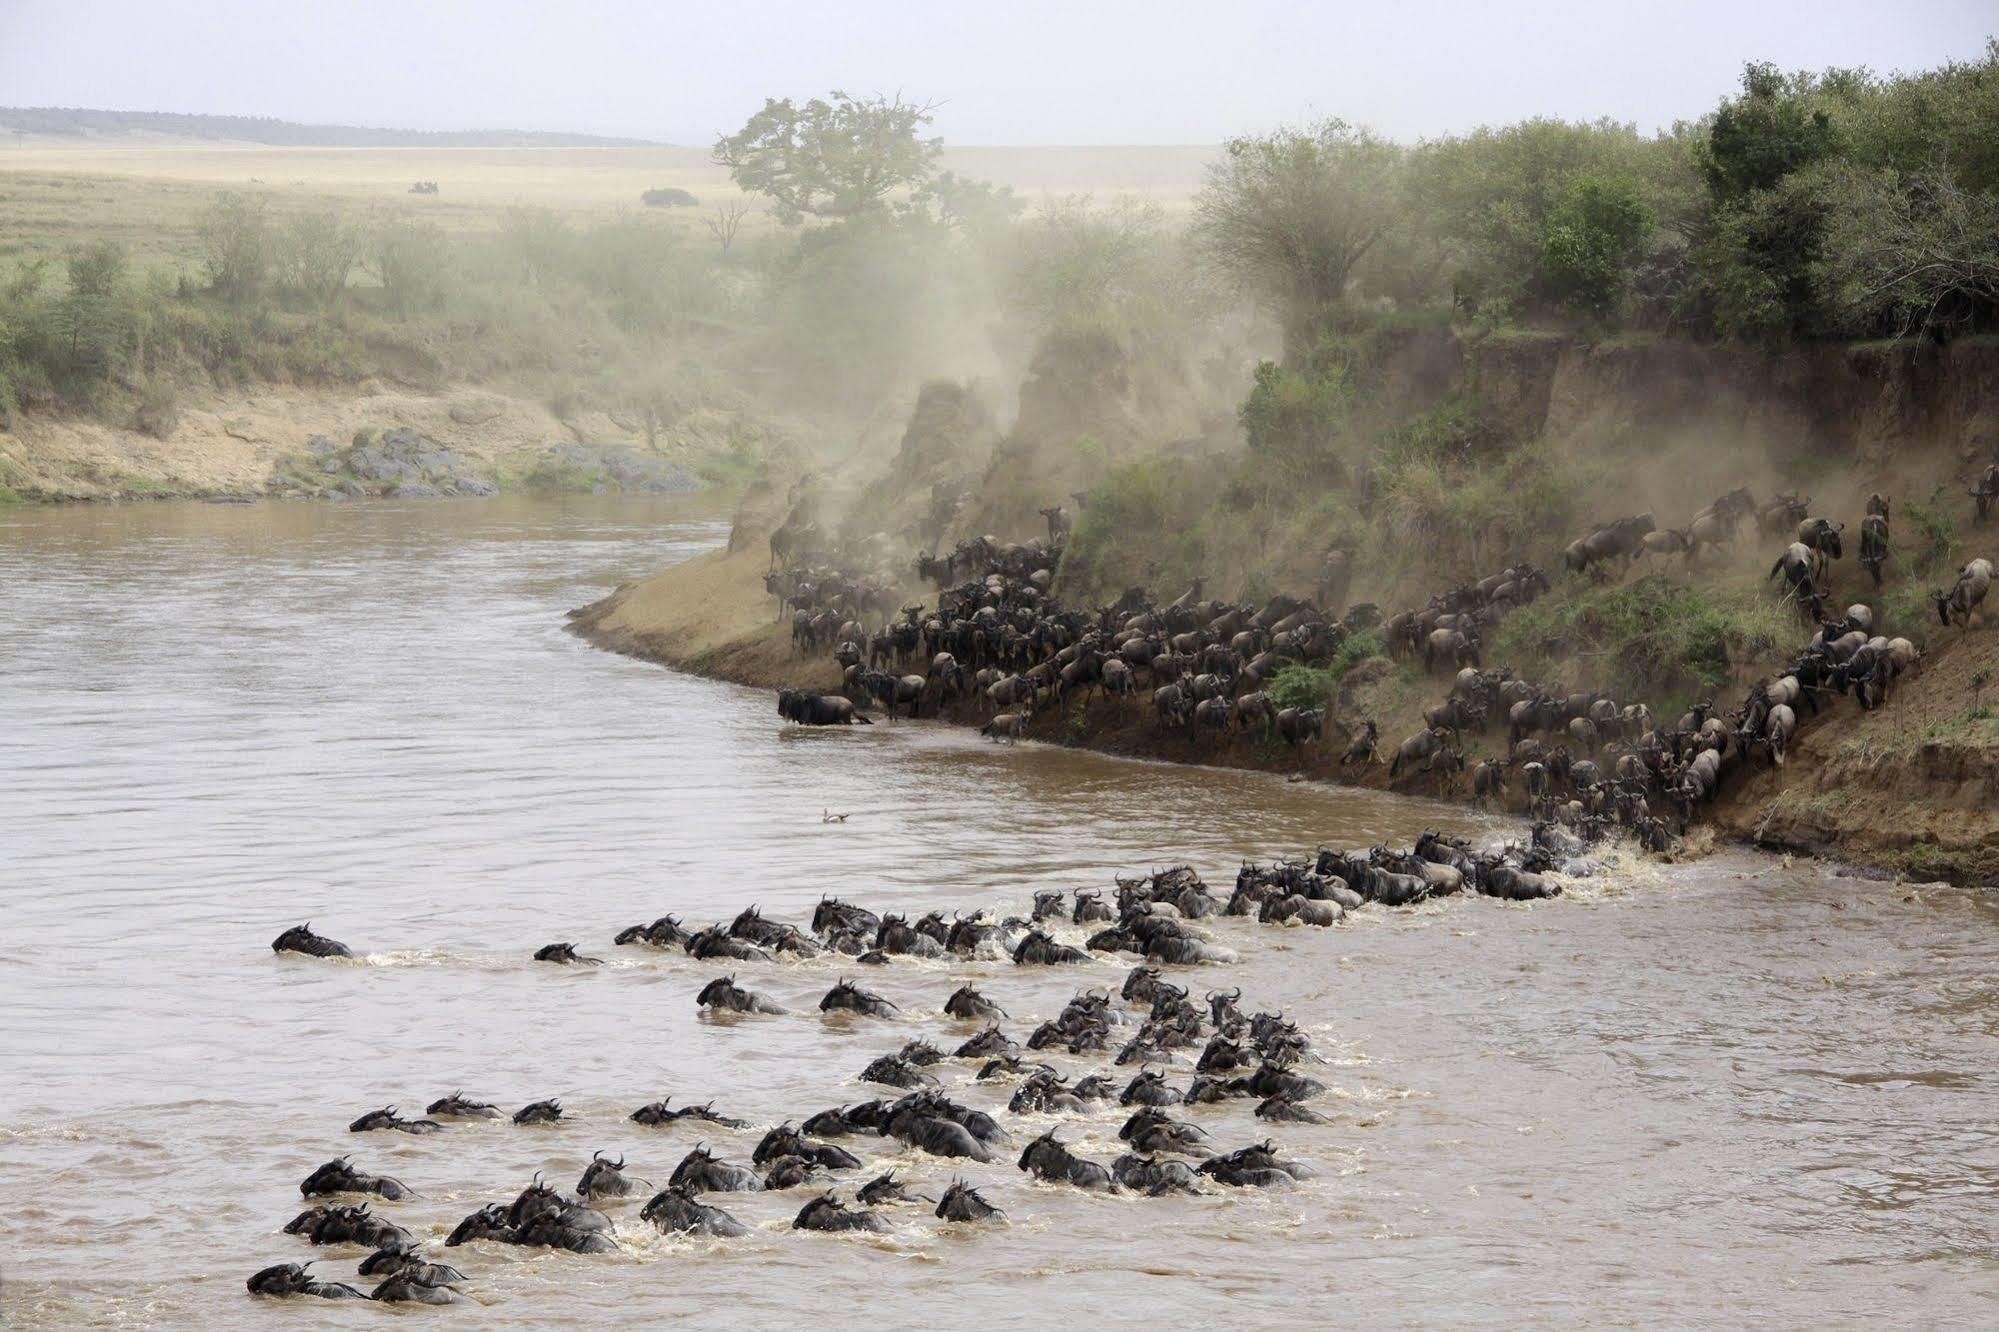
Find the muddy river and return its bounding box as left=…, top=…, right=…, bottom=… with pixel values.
left=1, top=495, right=1993, bottom=1327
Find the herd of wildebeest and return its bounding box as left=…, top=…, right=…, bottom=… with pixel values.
left=247, top=466, right=1996, bottom=1305
left=767, top=477, right=1992, bottom=843
left=258, top=821, right=1577, bottom=1304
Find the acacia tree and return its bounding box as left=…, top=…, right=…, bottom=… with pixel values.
left=713, top=92, right=942, bottom=223
left=1192, top=120, right=1401, bottom=352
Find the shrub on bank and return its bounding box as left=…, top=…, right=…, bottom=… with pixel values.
left=1495, top=574, right=1793, bottom=705
left=1265, top=630, right=1386, bottom=711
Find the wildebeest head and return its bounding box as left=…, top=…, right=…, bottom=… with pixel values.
left=577, top=1151, right=640, bottom=1198
left=246, top=1262, right=327, bottom=1297
left=936, top=1179, right=1006, bottom=1223
left=445, top=1203, right=513, bottom=1247
left=696, top=975, right=742, bottom=1008
left=1017, top=1130, right=1070, bottom=1174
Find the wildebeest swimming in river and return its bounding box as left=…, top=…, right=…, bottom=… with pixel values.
left=668, top=1145, right=764, bottom=1194
left=299, top=1156, right=412, bottom=1201
left=630, top=1097, right=749, bottom=1128
left=283, top=1202, right=412, bottom=1249
left=246, top=1262, right=366, bottom=1300
left=369, top=1268, right=465, bottom=1304
left=348, top=1106, right=442, bottom=1135
left=820, top=977, right=898, bottom=1018
left=642, top=1185, right=749, bottom=1236
left=614, top=914, right=689, bottom=948
left=792, top=1191, right=890, bottom=1232
left=534, top=941, right=603, bottom=965
left=513, top=1098, right=564, bottom=1124
left=697, top=975, right=786, bottom=1015
left=1017, top=1130, right=1117, bottom=1191
left=754, top=1123, right=864, bottom=1172
left=426, top=1091, right=501, bottom=1120
left=446, top=1180, right=616, bottom=1253
left=577, top=1151, right=647, bottom=1199
left=935, top=1179, right=1006, bottom=1223
left=1198, top=1140, right=1316, bottom=1188
left=358, top=1241, right=467, bottom=1288
left=272, top=923, right=351, bottom=958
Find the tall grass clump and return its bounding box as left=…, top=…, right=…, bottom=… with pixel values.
left=1495, top=574, right=1793, bottom=704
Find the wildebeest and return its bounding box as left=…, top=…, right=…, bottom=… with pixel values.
left=426, top=1092, right=501, bottom=1120
left=1013, top=929, right=1090, bottom=965
left=272, top=923, right=350, bottom=958
left=820, top=978, right=897, bottom=1018
left=1274, top=707, right=1324, bottom=746
left=943, top=984, right=1007, bottom=1022
left=576, top=1152, right=645, bottom=1199
left=1017, top=1131, right=1117, bottom=1191
left=1388, top=727, right=1453, bottom=779
left=534, top=941, right=603, bottom=965
left=284, top=1202, right=413, bottom=1250
left=512, top=1098, right=563, bottom=1125
left=299, top=1157, right=412, bottom=1201
left=368, top=1269, right=463, bottom=1305
left=348, top=1106, right=442, bottom=1135
left=1795, top=517, right=1845, bottom=579
left=246, top=1263, right=367, bottom=1300
left=936, top=1179, right=1007, bottom=1223
left=793, top=1192, right=891, bottom=1233
left=1768, top=542, right=1827, bottom=620
left=630, top=1097, right=747, bottom=1128
left=883, top=1094, right=996, bottom=1160
left=1198, top=1140, right=1315, bottom=1189
left=1759, top=703, right=1798, bottom=765
left=641, top=1185, right=750, bottom=1236
left=1935, top=558, right=1994, bottom=628
left=1973, top=465, right=1999, bottom=523
left=777, top=688, right=871, bottom=725
left=669, top=1146, right=764, bottom=1194
left=1563, top=514, right=1656, bottom=578
left=697, top=975, right=786, bottom=1015
left=615, top=914, right=689, bottom=948
left=358, top=1242, right=467, bottom=1288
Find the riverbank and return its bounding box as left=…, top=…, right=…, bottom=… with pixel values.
left=567, top=515, right=1999, bottom=884
left=0, top=382, right=782, bottom=503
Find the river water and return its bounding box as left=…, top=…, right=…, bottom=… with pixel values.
left=1, top=495, right=1994, bottom=1328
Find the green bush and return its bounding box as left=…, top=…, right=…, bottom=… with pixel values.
left=1539, top=176, right=1654, bottom=315
left=1237, top=356, right=1351, bottom=475
left=1495, top=575, right=1793, bottom=704
left=1264, top=631, right=1385, bottom=710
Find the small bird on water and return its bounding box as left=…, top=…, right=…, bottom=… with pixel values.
left=822, top=809, right=850, bottom=823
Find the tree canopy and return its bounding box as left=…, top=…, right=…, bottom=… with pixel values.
left=1191, top=120, right=1400, bottom=348
left=713, top=92, right=943, bottom=224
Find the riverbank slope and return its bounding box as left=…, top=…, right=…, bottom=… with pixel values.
left=568, top=514, right=1999, bottom=884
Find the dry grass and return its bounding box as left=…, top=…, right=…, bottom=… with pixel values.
left=0, top=140, right=1217, bottom=271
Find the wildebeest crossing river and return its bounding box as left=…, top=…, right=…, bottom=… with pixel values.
left=1, top=495, right=1994, bottom=1326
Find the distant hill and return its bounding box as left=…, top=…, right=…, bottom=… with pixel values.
left=0, top=107, right=663, bottom=148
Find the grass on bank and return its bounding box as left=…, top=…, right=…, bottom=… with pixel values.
left=1494, top=574, right=1797, bottom=708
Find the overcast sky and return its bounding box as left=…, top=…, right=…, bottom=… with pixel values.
left=1, top=0, right=1991, bottom=144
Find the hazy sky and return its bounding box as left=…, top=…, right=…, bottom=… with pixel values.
left=1, top=0, right=1991, bottom=144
